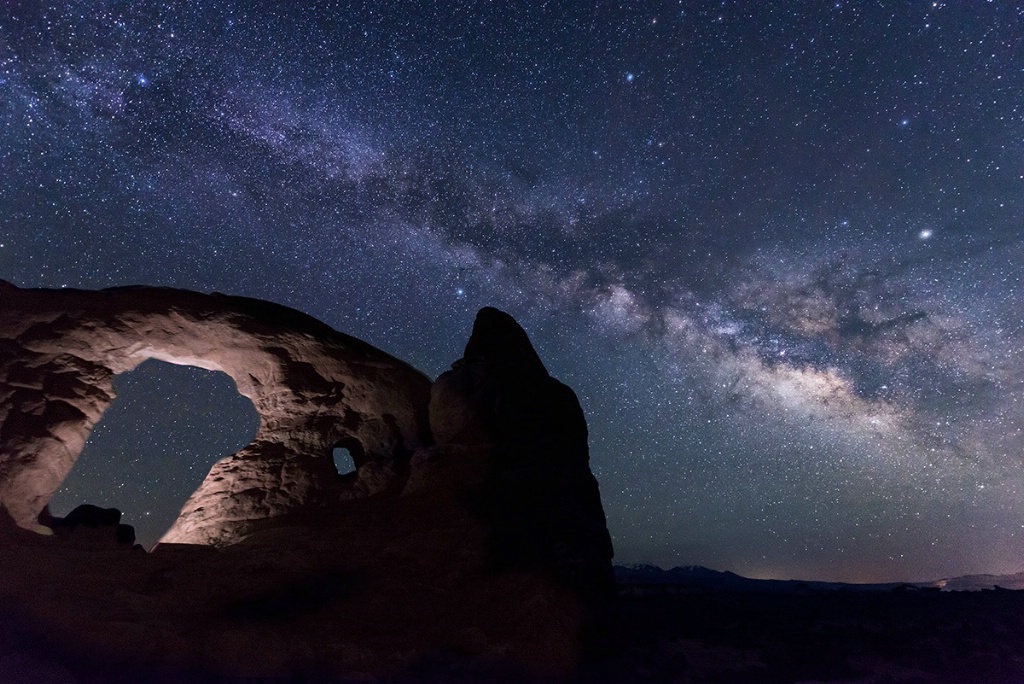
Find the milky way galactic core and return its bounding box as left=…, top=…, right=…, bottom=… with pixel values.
left=4, top=2, right=1024, bottom=582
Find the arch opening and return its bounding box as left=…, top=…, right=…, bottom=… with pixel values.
left=331, top=436, right=366, bottom=479
left=333, top=447, right=356, bottom=477
left=46, top=359, right=260, bottom=550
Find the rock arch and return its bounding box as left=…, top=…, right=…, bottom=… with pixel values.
left=0, top=281, right=432, bottom=545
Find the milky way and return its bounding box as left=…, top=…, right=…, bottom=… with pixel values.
left=4, top=2, right=1024, bottom=581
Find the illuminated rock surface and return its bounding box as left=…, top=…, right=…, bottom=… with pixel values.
left=0, top=279, right=432, bottom=543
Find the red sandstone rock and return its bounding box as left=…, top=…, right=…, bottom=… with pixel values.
left=0, top=287, right=616, bottom=680
left=0, top=281, right=432, bottom=544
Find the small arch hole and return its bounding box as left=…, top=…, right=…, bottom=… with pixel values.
left=333, top=447, right=356, bottom=476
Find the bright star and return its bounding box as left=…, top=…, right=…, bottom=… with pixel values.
left=626, top=72, right=635, bottom=83
left=919, top=229, right=933, bottom=240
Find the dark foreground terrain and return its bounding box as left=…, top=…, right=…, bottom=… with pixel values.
left=3, top=551, right=1024, bottom=684
left=583, top=579, right=1024, bottom=684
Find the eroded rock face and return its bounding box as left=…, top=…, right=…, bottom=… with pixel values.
left=0, top=280, right=432, bottom=544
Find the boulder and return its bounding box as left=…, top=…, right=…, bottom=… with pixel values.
left=53, top=503, right=121, bottom=528
left=45, top=504, right=137, bottom=546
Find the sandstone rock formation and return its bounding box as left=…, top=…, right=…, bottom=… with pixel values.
left=428, top=307, right=615, bottom=595
left=0, top=284, right=616, bottom=679
left=0, top=280, right=432, bottom=545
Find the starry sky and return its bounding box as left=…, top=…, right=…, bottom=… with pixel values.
left=3, top=1, right=1024, bottom=582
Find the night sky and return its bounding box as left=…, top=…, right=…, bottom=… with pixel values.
left=4, top=2, right=1024, bottom=582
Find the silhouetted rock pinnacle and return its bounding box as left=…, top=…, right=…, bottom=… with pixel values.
left=430, top=307, right=615, bottom=595
left=462, top=306, right=549, bottom=374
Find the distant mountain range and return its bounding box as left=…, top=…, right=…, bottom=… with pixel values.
left=614, top=564, right=1024, bottom=593
left=927, top=570, right=1024, bottom=591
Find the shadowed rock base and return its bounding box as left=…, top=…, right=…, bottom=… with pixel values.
left=0, top=509, right=589, bottom=682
